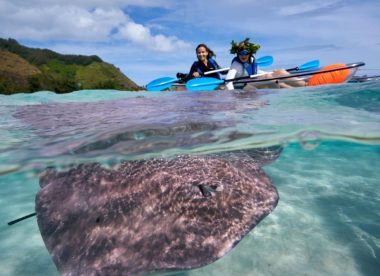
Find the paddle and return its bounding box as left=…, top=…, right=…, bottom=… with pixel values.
left=204, top=55, right=273, bottom=74
left=146, top=56, right=274, bottom=91
left=286, top=60, right=320, bottom=73
left=205, top=56, right=273, bottom=75
left=186, top=60, right=320, bottom=91
left=146, top=77, right=178, bottom=92
left=254, top=55, right=274, bottom=67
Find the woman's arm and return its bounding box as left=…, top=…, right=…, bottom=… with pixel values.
left=225, top=61, right=244, bottom=90
left=225, top=68, right=237, bottom=90
left=185, top=63, right=198, bottom=80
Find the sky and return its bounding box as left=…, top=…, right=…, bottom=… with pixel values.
left=1, top=0, right=379, bottom=86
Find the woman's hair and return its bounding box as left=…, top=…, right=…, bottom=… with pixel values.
left=196, top=43, right=216, bottom=58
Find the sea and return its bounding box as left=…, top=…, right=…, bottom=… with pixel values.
left=0, top=81, right=379, bottom=276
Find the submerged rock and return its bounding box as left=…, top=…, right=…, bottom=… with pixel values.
left=36, top=154, right=279, bottom=275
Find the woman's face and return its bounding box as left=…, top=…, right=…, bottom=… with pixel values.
left=238, top=53, right=250, bottom=63
left=196, top=46, right=208, bottom=62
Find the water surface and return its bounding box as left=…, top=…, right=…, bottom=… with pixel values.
left=0, top=82, right=379, bottom=275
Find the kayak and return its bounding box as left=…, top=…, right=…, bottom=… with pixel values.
left=348, top=75, right=380, bottom=83
left=146, top=56, right=275, bottom=92
left=172, top=62, right=365, bottom=91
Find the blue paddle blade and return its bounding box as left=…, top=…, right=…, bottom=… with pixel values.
left=287, top=60, right=320, bottom=72
left=256, top=56, right=273, bottom=67
left=146, top=77, right=178, bottom=91
left=299, top=60, right=320, bottom=70
left=186, top=77, right=224, bottom=91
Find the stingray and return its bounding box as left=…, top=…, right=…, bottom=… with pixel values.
left=36, top=150, right=280, bottom=275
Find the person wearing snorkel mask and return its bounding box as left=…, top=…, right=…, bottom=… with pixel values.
left=225, top=38, right=261, bottom=90
left=225, top=38, right=305, bottom=90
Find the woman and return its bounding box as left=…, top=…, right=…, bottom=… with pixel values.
left=225, top=38, right=305, bottom=90
left=178, top=44, right=223, bottom=82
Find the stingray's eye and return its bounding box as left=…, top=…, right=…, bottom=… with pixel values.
left=198, top=184, right=216, bottom=197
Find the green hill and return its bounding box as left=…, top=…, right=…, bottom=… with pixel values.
left=0, top=38, right=141, bottom=94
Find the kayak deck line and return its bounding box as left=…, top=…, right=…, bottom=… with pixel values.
left=233, top=62, right=365, bottom=85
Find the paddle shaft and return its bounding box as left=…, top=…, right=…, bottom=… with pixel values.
left=204, top=67, right=229, bottom=75
left=202, top=55, right=273, bottom=76
left=226, top=60, right=320, bottom=83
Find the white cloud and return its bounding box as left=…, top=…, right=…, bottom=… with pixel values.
left=0, top=0, right=188, bottom=52
left=277, top=0, right=341, bottom=16
left=118, top=22, right=151, bottom=44
left=3, top=6, right=124, bottom=41
left=6, top=0, right=174, bottom=9
left=1, top=0, right=380, bottom=85
left=116, top=22, right=190, bottom=52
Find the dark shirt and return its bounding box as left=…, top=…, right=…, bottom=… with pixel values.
left=187, top=59, right=221, bottom=80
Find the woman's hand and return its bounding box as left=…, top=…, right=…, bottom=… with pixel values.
left=193, top=72, right=201, bottom=78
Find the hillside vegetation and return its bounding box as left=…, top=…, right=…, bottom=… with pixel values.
left=0, top=38, right=141, bottom=94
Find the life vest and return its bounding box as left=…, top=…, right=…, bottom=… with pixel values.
left=231, top=57, right=257, bottom=76
left=192, top=58, right=222, bottom=79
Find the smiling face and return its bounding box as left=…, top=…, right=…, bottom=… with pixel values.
left=238, top=53, right=250, bottom=63
left=196, top=46, right=209, bottom=63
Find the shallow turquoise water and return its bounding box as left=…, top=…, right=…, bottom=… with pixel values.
left=0, top=82, right=379, bottom=275
left=179, top=142, right=379, bottom=276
